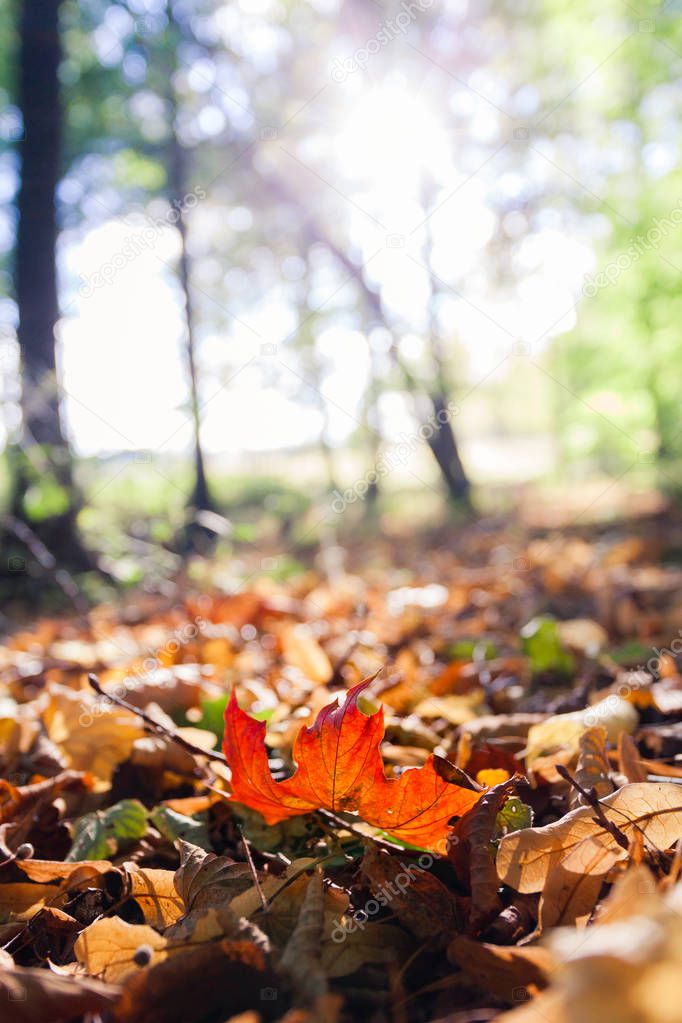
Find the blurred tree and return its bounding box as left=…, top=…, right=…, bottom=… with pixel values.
left=11, top=0, right=88, bottom=563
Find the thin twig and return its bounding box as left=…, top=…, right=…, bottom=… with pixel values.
left=88, top=673, right=227, bottom=769
left=556, top=763, right=629, bottom=850
left=238, top=824, right=269, bottom=914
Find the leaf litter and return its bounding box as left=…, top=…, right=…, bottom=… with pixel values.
left=3, top=517, right=682, bottom=1020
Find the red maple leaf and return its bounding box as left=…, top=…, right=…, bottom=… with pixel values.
left=223, top=678, right=480, bottom=852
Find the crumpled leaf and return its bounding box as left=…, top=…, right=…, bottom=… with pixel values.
left=280, top=869, right=327, bottom=1006
left=497, top=782, right=682, bottom=893
left=360, top=843, right=458, bottom=940
left=223, top=677, right=480, bottom=852
left=525, top=695, right=638, bottom=767
left=450, top=778, right=517, bottom=934
left=173, top=840, right=254, bottom=915
left=447, top=934, right=552, bottom=1002
left=570, top=726, right=614, bottom=808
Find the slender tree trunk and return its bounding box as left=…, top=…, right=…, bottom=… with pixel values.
left=259, top=170, right=472, bottom=504
left=424, top=393, right=470, bottom=503
left=165, top=4, right=212, bottom=514
left=170, top=137, right=212, bottom=512
left=13, top=0, right=87, bottom=562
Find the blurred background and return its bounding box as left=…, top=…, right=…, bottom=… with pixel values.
left=0, top=0, right=680, bottom=602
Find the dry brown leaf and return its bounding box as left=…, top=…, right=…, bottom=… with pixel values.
left=280, top=623, right=332, bottom=683
left=497, top=782, right=682, bottom=893
left=125, top=866, right=184, bottom=928
left=280, top=870, right=327, bottom=1006
left=618, top=732, right=648, bottom=783
left=447, top=934, right=553, bottom=1002
left=0, top=882, right=58, bottom=920
left=75, top=916, right=168, bottom=982
left=42, top=683, right=143, bottom=789
left=570, top=726, right=614, bottom=808
left=525, top=696, right=638, bottom=767
left=361, top=843, right=458, bottom=940
left=111, top=939, right=275, bottom=1023
left=173, top=840, right=254, bottom=915
left=0, top=964, right=120, bottom=1023
left=538, top=862, right=604, bottom=932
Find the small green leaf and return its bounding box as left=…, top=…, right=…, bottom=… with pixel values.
left=521, top=616, right=575, bottom=676
left=66, top=799, right=148, bottom=861
left=103, top=799, right=148, bottom=842
left=66, top=814, right=110, bottom=861
left=495, top=797, right=533, bottom=839
left=150, top=806, right=211, bottom=851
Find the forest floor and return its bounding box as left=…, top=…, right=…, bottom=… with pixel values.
left=2, top=508, right=682, bottom=1022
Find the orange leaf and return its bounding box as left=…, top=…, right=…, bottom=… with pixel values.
left=223, top=678, right=480, bottom=852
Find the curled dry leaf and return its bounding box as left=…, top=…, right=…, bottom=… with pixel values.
left=447, top=934, right=553, bottom=1002
left=524, top=695, right=638, bottom=767
left=497, top=782, right=682, bottom=893
left=569, top=726, right=614, bottom=808
left=360, top=843, right=459, bottom=940
left=449, top=777, right=517, bottom=934
left=173, top=840, right=254, bottom=915
left=223, top=677, right=480, bottom=852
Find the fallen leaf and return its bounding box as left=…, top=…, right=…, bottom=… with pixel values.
left=0, top=964, right=120, bottom=1023
left=173, top=840, right=254, bottom=915
left=525, top=695, right=638, bottom=766
left=75, top=916, right=168, bottom=982
left=125, top=866, right=184, bottom=928
left=447, top=934, right=552, bottom=1001
left=223, top=678, right=480, bottom=852
left=360, top=843, right=458, bottom=940
left=497, top=782, right=682, bottom=893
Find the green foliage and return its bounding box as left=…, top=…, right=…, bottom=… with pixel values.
left=149, top=806, right=211, bottom=850
left=66, top=799, right=148, bottom=861
left=495, top=797, right=534, bottom=839
left=521, top=616, right=575, bottom=677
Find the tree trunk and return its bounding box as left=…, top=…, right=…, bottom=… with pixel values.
left=165, top=10, right=212, bottom=514
left=13, top=0, right=87, bottom=564
left=424, top=393, right=470, bottom=504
